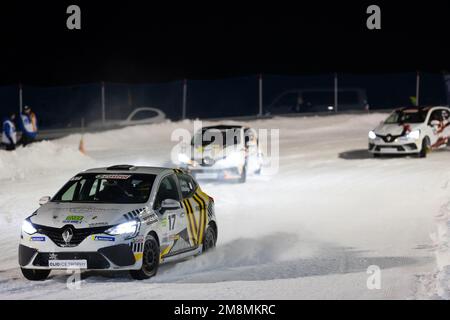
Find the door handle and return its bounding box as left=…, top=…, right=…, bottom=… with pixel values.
left=180, top=212, right=185, bottom=218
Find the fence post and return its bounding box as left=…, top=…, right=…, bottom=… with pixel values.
left=182, top=79, right=187, bottom=120
left=258, top=74, right=263, bottom=117
left=19, top=83, right=23, bottom=114
left=416, top=71, right=420, bottom=106
left=334, top=73, right=338, bottom=113
left=101, top=81, right=106, bottom=125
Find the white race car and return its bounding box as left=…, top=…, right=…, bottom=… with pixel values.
left=178, top=125, right=263, bottom=183
left=368, top=106, right=450, bottom=157
left=19, top=165, right=217, bottom=280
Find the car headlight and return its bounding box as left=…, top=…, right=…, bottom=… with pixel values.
left=178, top=153, right=191, bottom=164
left=406, top=129, right=420, bottom=140
left=22, top=219, right=37, bottom=235
left=105, top=220, right=139, bottom=238
left=368, top=131, right=377, bottom=140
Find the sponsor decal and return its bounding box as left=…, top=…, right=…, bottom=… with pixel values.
left=142, top=213, right=158, bottom=225
left=70, top=176, right=83, bottom=181
left=30, top=236, right=45, bottom=242
left=63, top=215, right=84, bottom=224
left=161, top=218, right=168, bottom=227
left=95, top=174, right=131, bottom=180
left=63, top=207, right=117, bottom=214
left=49, top=253, right=58, bottom=260
left=92, top=235, right=115, bottom=242
left=49, top=260, right=87, bottom=269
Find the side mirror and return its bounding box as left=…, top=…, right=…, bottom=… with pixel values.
left=160, top=199, right=181, bottom=212
left=39, top=196, right=51, bottom=206
left=430, top=120, right=440, bottom=127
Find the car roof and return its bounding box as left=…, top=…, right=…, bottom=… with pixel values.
left=396, top=105, right=449, bottom=112
left=81, top=165, right=178, bottom=176
left=201, top=125, right=247, bottom=131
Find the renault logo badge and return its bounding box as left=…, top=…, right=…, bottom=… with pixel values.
left=62, top=228, right=73, bottom=244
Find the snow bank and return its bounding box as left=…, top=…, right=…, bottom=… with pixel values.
left=0, top=140, right=93, bottom=181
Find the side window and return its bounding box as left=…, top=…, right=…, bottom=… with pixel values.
left=154, top=175, right=180, bottom=209
left=178, top=174, right=196, bottom=198
left=61, top=183, right=78, bottom=201
left=60, top=179, right=87, bottom=201
left=429, top=110, right=443, bottom=124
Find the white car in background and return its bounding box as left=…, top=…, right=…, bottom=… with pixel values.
left=178, top=125, right=263, bottom=183
left=368, top=106, right=450, bottom=157
left=89, top=107, right=166, bottom=128
left=19, top=165, right=217, bottom=281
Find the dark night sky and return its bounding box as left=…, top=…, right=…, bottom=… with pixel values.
left=0, top=1, right=449, bottom=85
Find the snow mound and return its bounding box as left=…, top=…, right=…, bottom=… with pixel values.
left=0, top=140, right=93, bottom=181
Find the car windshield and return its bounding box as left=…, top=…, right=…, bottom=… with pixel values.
left=191, top=128, right=242, bottom=147
left=384, top=109, right=427, bottom=124
left=52, top=173, right=156, bottom=204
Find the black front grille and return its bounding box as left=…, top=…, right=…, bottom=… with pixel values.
left=35, top=224, right=111, bottom=247
left=376, top=134, right=403, bottom=143
left=33, top=252, right=110, bottom=269
left=375, top=145, right=404, bottom=152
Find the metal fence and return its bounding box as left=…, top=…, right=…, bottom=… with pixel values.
left=0, top=73, right=448, bottom=129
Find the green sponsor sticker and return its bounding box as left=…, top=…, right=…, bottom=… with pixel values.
left=63, top=215, right=84, bottom=224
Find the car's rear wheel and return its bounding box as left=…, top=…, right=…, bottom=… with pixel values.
left=202, top=226, right=216, bottom=253
left=130, top=234, right=160, bottom=280
left=419, top=137, right=430, bottom=158
left=21, top=268, right=51, bottom=281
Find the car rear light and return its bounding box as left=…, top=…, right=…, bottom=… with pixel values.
left=209, top=196, right=214, bottom=203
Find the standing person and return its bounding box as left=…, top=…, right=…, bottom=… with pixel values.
left=2, top=113, right=17, bottom=151
left=19, top=105, right=38, bottom=146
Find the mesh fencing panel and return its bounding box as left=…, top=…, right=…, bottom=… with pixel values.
left=0, top=73, right=447, bottom=129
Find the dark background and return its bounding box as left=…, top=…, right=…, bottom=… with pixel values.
left=0, top=1, right=449, bottom=127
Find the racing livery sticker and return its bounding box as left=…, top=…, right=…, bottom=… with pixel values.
left=63, top=215, right=84, bottom=224
left=92, top=235, right=115, bottom=242
left=95, top=174, right=131, bottom=180
left=30, top=236, right=45, bottom=242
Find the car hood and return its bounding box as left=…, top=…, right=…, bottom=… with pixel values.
left=193, top=144, right=242, bottom=161
left=30, top=202, right=148, bottom=229
left=374, top=123, right=422, bottom=136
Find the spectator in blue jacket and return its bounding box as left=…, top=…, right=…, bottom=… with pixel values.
left=2, top=113, right=17, bottom=151
left=19, top=105, right=38, bottom=146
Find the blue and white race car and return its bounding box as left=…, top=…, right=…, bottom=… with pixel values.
left=19, top=165, right=217, bottom=280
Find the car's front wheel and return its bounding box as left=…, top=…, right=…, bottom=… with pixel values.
left=130, top=234, right=160, bottom=280
left=21, top=268, right=51, bottom=281
left=419, top=137, right=430, bottom=158
left=238, top=163, right=247, bottom=183
left=202, top=226, right=216, bottom=253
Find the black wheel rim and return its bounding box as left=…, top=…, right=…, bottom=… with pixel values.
left=205, top=230, right=215, bottom=251
left=143, top=240, right=158, bottom=275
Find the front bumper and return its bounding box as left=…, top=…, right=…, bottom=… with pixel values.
left=368, top=138, right=420, bottom=154
left=19, top=232, right=142, bottom=270
left=187, top=167, right=242, bottom=180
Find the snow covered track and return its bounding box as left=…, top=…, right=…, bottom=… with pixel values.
left=0, top=113, right=447, bottom=299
